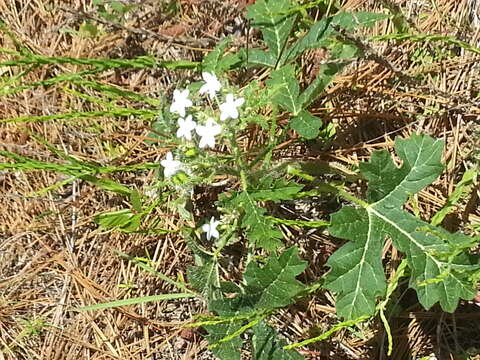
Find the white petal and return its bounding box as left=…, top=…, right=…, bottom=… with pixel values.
left=234, top=97, right=245, bottom=107
left=210, top=228, right=219, bottom=239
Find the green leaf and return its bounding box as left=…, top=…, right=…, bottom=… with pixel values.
left=266, top=65, right=302, bottom=115
left=283, top=16, right=332, bottom=62
left=332, top=11, right=392, bottom=31
left=326, top=206, right=387, bottom=319
left=209, top=247, right=306, bottom=312
left=205, top=322, right=243, bottom=360
left=242, top=195, right=284, bottom=251
left=283, top=12, right=389, bottom=63
left=252, top=322, right=304, bottom=360
left=430, top=169, right=477, bottom=226
left=332, top=12, right=390, bottom=31
left=250, top=178, right=303, bottom=202
left=129, top=190, right=142, bottom=212
left=247, top=0, right=297, bottom=63
left=325, top=134, right=477, bottom=319
left=290, top=110, right=322, bottom=139
left=80, top=174, right=131, bottom=195
left=95, top=209, right=139, bottom=231
left=298, top=63, right=345, bottom=108
left=202, top=37, right=239, bottom=73
left=204, top=248, right=306, bottom=358
left=188, top=257, right=220, bottom=300
left=243, top=247, right=307, bottom=309
left=241, top=49, right=277, bottom=68
left=75, top=293, right=195, bottom=311
left=187, top=238, right=221, bottom=301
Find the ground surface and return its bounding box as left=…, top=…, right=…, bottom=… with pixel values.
left=1, top=0, right=480, bottom=359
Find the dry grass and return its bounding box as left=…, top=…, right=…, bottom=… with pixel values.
left=1, top=0, right=479, bottom=359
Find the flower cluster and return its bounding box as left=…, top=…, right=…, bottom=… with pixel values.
left=161, top=72, right=244, bottom=179
left=160, top=72, right=246, bottom=241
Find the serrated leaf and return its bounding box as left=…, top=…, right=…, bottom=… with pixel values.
left=208, top=247, right=306, bottom=314
left=205, top=322, right=243, bottom=360
left=266, top=65, right=302, bottom=115
left=326, top=206, right=387, bottom=319
left=290, top=110, right=322, bottom=139
left=247, top=0, right=297, bottom=62
left=250, top=178, right=303, bottom=202
left=202, top=37, right=234, bottom=72
left=362, top=134, right=444, bottom=206
left=187, top=238, right=221, bottom=301
left=252, top=322, right=304, bottom=360
left=430, top=169, right=477, bottom=226
left=95, top=209, right=138, bottom=230
left=204, top=248, right=306, bottom=358
left=298, top=63, right=345, bottom=109
left=187, top=257, right=220, bottom=300
left=242, top=48, right=277, bottom=68
left=244, top=247, right=307, bottom=309
left=283, top=12, right=389, bottom=63
left=243, top=197, right=283, bottom=251
left=325, top=134, right=477, bottom=319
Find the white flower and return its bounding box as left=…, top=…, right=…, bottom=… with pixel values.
left=176, top=115, right=197, bottom=140
left=160, top=152, right=182, bottom=178
left=219, top=93, right=245, bottom=121
left=195, top=118, right=221, bottom=149
left=169, top=89, right=192, bottom=117
left=202, top=217, right=220, bottom=240
left=199, top=72, right=222, bottom=98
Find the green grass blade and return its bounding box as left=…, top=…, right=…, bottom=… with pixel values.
left=0, top=52, right=199, bottom=70
left=74, top=293, right=196, bottom=311
left=117, top=251, right=199, bottom=296
left=370, top=33, right=480, bottom=55
left=1, top=108, right=158, bottom=124
left=0, top=69, right=102, bottom=97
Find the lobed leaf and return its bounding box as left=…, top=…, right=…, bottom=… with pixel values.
left=284, top=12, right=389, bottom=63
left=266, top=65, right=302, bottom=115
left=247, top=0, right=297, bottom=63
left=204, top=248, right=307, bottom=359
left=252, top=322, right=304, bottom=360
left=290, top=110, right=322, bottom=139
left=325, top=134, right=477, bottom=319
left=243, top=247, right=307, bottom=309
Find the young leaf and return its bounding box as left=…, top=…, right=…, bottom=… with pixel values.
left=332, top=12, right=390, bottom=31
left=247, top=0, right=297, bottom=63
left=252, top=322, right=304, bottom=360
left=290, top=110, right=322, bottom=139
left=95, top=209, right=141, bottom=232
left=266, top=65, right=302, bottom=115
left=187, top=239, right=221, bottom=301
left=325, top=134, right=477, bottom=319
